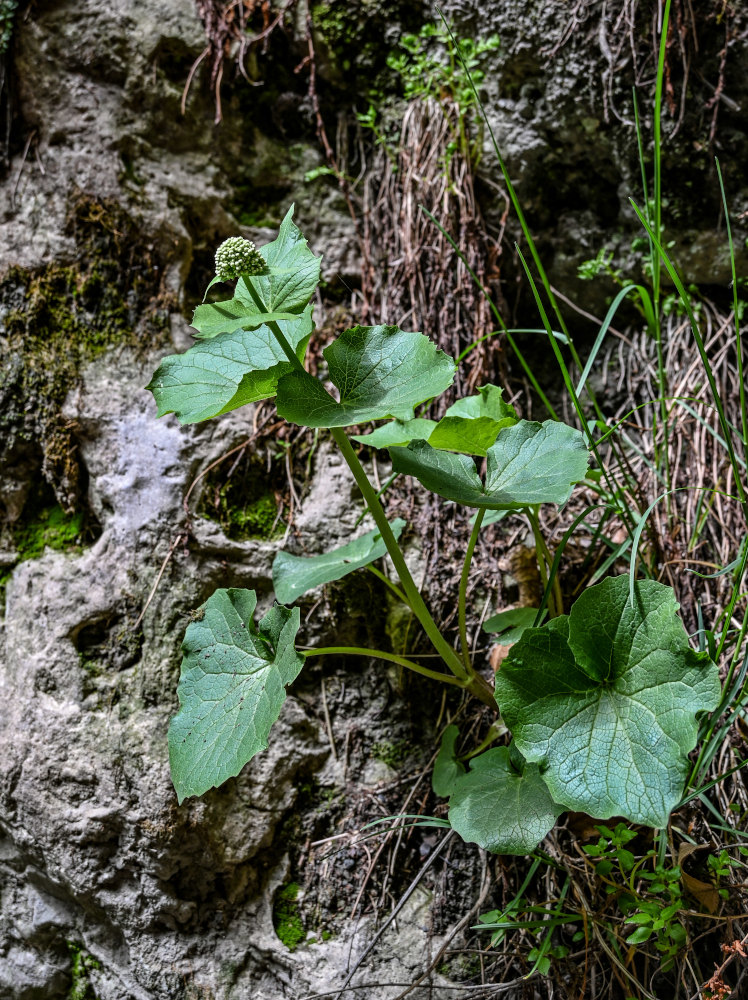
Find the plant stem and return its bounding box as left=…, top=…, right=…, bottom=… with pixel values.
left=330, top=427, right=466, bottom=678
left=248, top=280, right=494, bottom=706
left=651, top=0, right=673, bottom=511
left=330, top=427, right=495, bottom=707
left=716, top=158, right=748, bottom=451
left=459, top=508, right=485, bottom=670
left=527, top=507, right=560, bottom=618
left=268, top=319, right=306, bottom=370
left=243, top=280, right=308, bottom=374
left=365, top=564, right=412, bottom=608
left=459, top=719, right=508, bottom=761
left=302, top=646, right=466, bottom=687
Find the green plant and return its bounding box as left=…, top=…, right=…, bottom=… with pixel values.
left=0, top=492, right=89, bottom=596
left=577, top=247, right=622, bottom=283
left=0, top=0, right=18, bottom=54
left=146, top=207, right=720, bottom=858
left=66, top=941, right=101, bottom=1000
left=358, top=22, right=500, bottom=166
left=584, top=824, right=688, bottom=971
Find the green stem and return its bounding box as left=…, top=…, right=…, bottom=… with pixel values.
left=652, top=1, right=672, bottom=509
left=459, top=720, right=508, bottom=761
left=459, top=508, right=485, bottom=670
left=365, top=564, right=412, bottom=609
left=330, top=428, right=495, bottom=707
left=302, top=646, right=468, bottom=687
left=244, top=281, right=307, bottom=373
left=330, top=427, right=466, bottom=678
left=515, top=247, right=639, bottom=541
left=546, top=541, right=564, bottom=620
left=354, top=472, right=399, bottom=528
left=716, top=539, right=748, bottom=664
left=246, top=280, right=495, bottom=706
left=527, top=507, right=559, bottom=618
left=716, top=158, right=748, bottom=451
left=268, top=319, right=305, bottom=369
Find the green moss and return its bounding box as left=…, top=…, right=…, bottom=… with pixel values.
left=371, top=738, right=410, bottom=769
left=0, top=191, right=172, bottom=511
left=198, top=456, right=284, bottom=541
left=0, top=478, right=97, bottom=601
left=273, top=882, right=305, bottom=951
left=13, top=504, right=84, bottom=560
left=0, top=499, right=83, bottom=597
left=310, top=0, right=425, bottom=82
left=66, top=941, right=100, bottom=1000
left=230, top=492, right=279, bottom=538
left=437, top=954, right=481, bottom=980
left=385, top=600, right=413, bottom=656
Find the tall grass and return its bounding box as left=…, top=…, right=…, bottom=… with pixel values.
left=431, top=0, right=748, bottom=993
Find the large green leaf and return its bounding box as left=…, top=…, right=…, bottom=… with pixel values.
left=249, top=204, right=322, bottom=315
left=352, top=385, right=517, bottom=456
left=390, top=419, right=590, bottom=510
left=191, top=206, right=320, bottom=338
left=448, top=747, right=562, bottom=854
left=168, top=589, right=305, bottom=803
left=272, top=518, right=406, bottom=604
left=494, top=576, right=721, bottom=827
left=432, top=724, right=466, bottom=798
left=147, top=307, right=313, bottom=423
left=276, top=325, right=456, bottom=428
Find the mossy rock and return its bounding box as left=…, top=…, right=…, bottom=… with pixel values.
left=197, top=450, right=285, bottom=541
left=310, top=0, right=426, bottom=83
left=370, top=738, right=410, bottom=769
left=0, top=480, right=99, bottom=598
left=0, top=190, right=173, bottom=513
left=273, top=882, right=305, bottom=951
left=66, top=940, right=101, bottom=1000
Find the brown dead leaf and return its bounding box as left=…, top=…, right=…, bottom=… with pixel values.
left=678, top=844, right=720, bottom=914
left=490, top=644, right=511, bottom=673
left=498, top=545, right=543, bottom=606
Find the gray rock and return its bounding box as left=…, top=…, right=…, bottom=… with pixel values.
left=3, top=0, right=746, bottom=996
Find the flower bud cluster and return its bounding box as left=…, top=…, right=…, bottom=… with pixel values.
left=214, top=237, right=267, bottom=280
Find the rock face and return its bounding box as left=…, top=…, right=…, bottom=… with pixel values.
left=0, top=348, right=455, bottom=999
left=1, top=0, right=746, bottom=997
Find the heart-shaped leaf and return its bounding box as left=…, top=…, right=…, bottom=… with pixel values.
left=448, top=747, right=562, bottom=854
left=390, top=419, right=590, bottom=510
left=147, top=307, right=313, bottom=423
left=432, top=724, right=466, bottom=798
left=272, top=518, right=406, bottom=604
left=168, top=588, right=305, bottom=803
left=352, top=385, right=517, bottom=456
left=276, top=325, right=456, bottom=428
left=494, top=576, right=721, bottom=827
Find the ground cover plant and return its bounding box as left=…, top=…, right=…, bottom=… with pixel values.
left=144, top=2, right=748, bottom=996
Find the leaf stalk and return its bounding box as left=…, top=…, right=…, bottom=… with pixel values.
left=330, top=425, right=495, bottom=706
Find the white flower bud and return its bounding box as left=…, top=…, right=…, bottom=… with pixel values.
left=214, top=237, right=267, bottom=281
